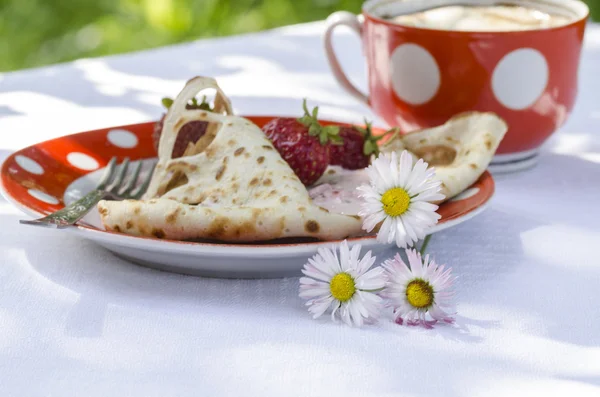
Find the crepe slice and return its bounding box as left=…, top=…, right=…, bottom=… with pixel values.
left=97, top=76, right=363, bottom=242
left=380, top=112, right=508, bottom=202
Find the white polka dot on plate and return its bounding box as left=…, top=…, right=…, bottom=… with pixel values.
left=15, top=155, right=44, bottom=175
left=28, top=189, right=59, bottom=205
left=390, top=44, right=440, bottom=105
left=107, top=129, right=138, bottom=149
left=450, top=187, right=480, bottom=202
left=492, top=48, right=548, bottom=110
left=67, top=152, right=99, bottom=171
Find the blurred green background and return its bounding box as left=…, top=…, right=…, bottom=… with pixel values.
left=1, top=0, right=598, bottom=72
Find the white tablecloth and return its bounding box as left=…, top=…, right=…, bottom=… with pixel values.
left=1, top=21, right=600, bottom=397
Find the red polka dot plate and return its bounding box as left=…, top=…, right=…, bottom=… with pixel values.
left=0, top=117, right=494, bottom=278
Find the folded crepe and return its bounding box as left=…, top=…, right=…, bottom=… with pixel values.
left=97, top=76, right=364, bottom=242
left=380, top=112, right=508, bottom=202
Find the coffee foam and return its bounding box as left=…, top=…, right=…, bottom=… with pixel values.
left=365, top=0, right=587, bottom=32
left=390, top=5, right=572, bottom=31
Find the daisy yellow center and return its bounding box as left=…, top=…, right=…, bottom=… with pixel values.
left=330, top=272, right=356, bottom=302
left=406, top=279, right=434, bottom=309
left=381, top=188, right=411, bottom=217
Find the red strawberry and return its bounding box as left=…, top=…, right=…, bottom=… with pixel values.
left=329, top=121, right=397, bottom=170
left=153, top=97, right=211, bottom=158
left=262, top=99, right=342, bottom=186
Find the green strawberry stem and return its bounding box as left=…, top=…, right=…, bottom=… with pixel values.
left=376, top=126, right=401, bottom=141
left=297, top=98, right=342, bottom=146
left=161, top=95, right=212, bottom=111
left=354, top=120, right=401, bottom=157
left=197, top=96, right=212, bottom=111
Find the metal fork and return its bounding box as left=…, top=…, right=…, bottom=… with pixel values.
left=20, top=157, right=156, bottom=229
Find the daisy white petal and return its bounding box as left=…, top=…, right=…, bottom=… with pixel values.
left=429, top=303, right=455, bottom=323
left=409, top=200, right=440, bottom=212
left=373, top=154, right=395, bottom=191
left=405, top=159, right=428, bottom=191
left=366, top=292, right=385, bottom=310
left=346, top=243, right=362, bottom=272
left=301, top=265, right=331, bottom=283
left=401, top=217, right=419, bottom=245
left=377, top=217, right=395, bottom=244
left=298, top=279, right=331, bottom=299
left=359, top=187, right=379, bottom=197
left=397, top=150, right=413, bottom=187
left=307, top=296, right=334, bottom=319
left=405, top=208, right=439, bottom=226
left=298, top=240, right=387, bottom=327
left=299, top=289, right=331, bottom=300
left=338, top=240, right=351, bottom=272
left=358, top=194, right=382, bottom=207
left=330, top=302, right=341, bottom=322
left=394, top=230, right=409, bottom=249
left=413, top=178, right=443, bottom=194
left=355, top=249, right=377, bottom=275
left=389, top=152, right=400, bottom=183
left=348, top=300, right=364, bottom=327
left=340, top=303, right=353, bottom=326
left=354, top=297, right=371, bottom=320
left=362, top=212, right=385, bottom=233
left=381, top=254, right=408, bottom=282
left=317, top=246, right=341, bottom=274
left=392, top=218, right=412, bottom=248
left=355, top=266, right=386, bottom=290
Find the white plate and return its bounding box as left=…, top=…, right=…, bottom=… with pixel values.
left=1, top=120, right=495, bottom=278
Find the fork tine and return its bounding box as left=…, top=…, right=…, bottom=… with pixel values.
left=108, top=158, right=130, bottom=193
left=119, top=160, right=142, bottom=196
left=131, top=161, right=156, bottom=199
left=96, top=157, right=118, bottom=190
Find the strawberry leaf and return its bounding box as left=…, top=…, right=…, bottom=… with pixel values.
left=329, top=134, right=343, bottom=145
left=298, top=115, right=312, bottom=127
left=323, top=125, right=342, bottom=145
left=323, top=125, right=339, bottom=135
left=161, top=97, right=174, bottom=109
left=309, top=124, right=320, bottom=136
left=363, top=139, right=378, bottom=156
left=351, top=119, right=380, bottom=156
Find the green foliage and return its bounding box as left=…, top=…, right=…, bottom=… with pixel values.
left=0, top=0, right=598, bottom=72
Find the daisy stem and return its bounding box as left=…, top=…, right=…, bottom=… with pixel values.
left=362, top=288, right=386, bottom=293
left=419, top=235, right=432, bottom=255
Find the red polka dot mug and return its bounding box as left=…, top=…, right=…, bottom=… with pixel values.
left=324, top=0, right=589, bottom=171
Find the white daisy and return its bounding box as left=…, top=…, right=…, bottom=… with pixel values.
left=299, top=240, right=387, bottom=327
left=357, top=150, right=445, bottom=248
left=382, top=248, right=456, bottom=328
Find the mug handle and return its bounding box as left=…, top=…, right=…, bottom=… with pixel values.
left=323, top=11, right=369, bottom=105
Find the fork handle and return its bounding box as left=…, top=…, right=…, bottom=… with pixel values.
left=20, top=189, right=110, bottom=229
